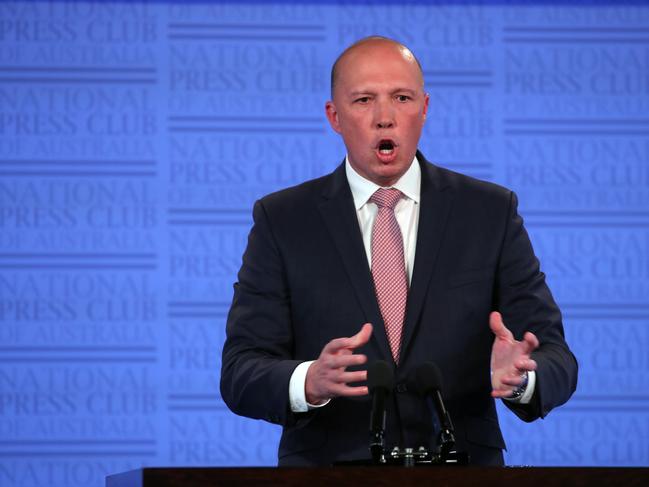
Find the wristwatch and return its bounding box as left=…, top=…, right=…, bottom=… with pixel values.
left=509, top=371, right=529, bottom=399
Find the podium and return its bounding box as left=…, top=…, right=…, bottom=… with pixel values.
left=107, top=466, right=649, bottom=487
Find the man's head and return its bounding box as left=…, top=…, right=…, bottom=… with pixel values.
left=325, top=36, right=429, bottom=187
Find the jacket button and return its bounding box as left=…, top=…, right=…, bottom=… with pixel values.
left=396, top=383, right=407, bottom=393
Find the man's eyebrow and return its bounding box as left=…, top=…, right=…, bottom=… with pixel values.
left=392, top=88, right=418, bottom=94
left=348, top=88, right=419, bottom=97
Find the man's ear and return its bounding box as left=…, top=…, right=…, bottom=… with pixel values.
left=325, top=100, right=342, bottom=134
left=422, top=92, right=430, bottom=120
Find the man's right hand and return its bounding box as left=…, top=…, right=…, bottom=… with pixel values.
left=305, top=323, right=373, bottom=405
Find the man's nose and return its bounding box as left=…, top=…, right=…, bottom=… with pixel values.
left=374, top=101, right=395, bottom=129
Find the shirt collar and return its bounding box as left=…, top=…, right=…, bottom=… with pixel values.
left=345, top=155, right=421, bottom=210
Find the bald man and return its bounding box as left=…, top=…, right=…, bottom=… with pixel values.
left=221, top=37, right=577, bottom=466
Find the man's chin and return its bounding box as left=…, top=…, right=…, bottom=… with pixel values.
left=373, top=164, right=410, bottom=187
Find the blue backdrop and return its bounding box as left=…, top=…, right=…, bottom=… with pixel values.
left=1, top=1, right=648, bottom=486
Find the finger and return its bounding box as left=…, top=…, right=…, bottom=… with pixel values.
left=491, top=379, right=515, bottom=390
left=323, top=323, right=373, bottom=354
left=332, top=384, right=369, bottom=397
left=514, top=359, right=537, bottom=371
left=521, top=331, right=540, bottom=353
left=336, top=370, right=367, bottom=384
left=326, top=353, right=367, bottom=369
left=491, top=389, right=515, bottom=398
left=489, top=311, right=513, bottom=340
left=499, top=375, right=526, bottom=387
left=322, top=336, right=353, bottom=354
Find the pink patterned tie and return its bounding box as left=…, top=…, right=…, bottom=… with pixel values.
left=370, top=188, right=408, bottom=363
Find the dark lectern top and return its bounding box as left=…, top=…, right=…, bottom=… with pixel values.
left=107, top=466, right=649, bottom=487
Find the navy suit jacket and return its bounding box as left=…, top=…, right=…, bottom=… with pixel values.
left=220, top=153, right=577, bottom=466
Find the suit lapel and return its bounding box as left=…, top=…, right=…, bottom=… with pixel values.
left=317, top=163, right=392, bottom=361
left=400, top=156, right=454, bottom=361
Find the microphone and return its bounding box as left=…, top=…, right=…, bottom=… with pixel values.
left=415, top=362, right=455, bottom=460
left=367, top=360, right=394, bottom=464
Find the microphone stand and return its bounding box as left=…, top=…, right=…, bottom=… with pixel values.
left=367, top=361, right=393, bottom=465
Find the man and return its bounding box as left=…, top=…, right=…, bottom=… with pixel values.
left=220, top=36, right=577, bottom=466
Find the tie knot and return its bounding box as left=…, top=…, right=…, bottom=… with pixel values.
left=370, top=188, right=402, bottom=210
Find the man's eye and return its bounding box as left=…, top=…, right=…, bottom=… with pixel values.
left=355, top=97, right=370, bottom=103
left=396, top=95, right=411, bottom=102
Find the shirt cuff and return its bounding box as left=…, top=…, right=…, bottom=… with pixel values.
left=504, top=370, right=536, bottom=404
left=289, top=360, right=331, bottom=413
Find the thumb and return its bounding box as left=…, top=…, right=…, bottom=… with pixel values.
left=489, top=311, right=513, bottom=340
left=348, top=323, right=373, bottom=348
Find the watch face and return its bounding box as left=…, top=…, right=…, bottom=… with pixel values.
left=509, top=371, right=529, bottom=399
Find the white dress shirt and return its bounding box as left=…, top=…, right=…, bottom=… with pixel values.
left=288, top=157, right=534, bottom=412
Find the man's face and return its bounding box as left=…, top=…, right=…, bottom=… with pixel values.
left=325, top=41, right=429, bottom=187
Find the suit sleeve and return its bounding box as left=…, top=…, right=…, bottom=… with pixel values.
left=220, top=199, right=302, bottom=426
left=495, top=191, right=578, bottom=422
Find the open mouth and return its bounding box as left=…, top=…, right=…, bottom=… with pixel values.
left=377, top=139, right=396, bottom=155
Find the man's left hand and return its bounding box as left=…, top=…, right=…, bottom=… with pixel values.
left=489, top=311, right=539, bottom=398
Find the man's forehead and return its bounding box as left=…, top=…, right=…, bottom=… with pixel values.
left=338, top=43, right=423, bottom=86
left=343, top=39, right=413, bottom=63
left=330, top=37, right=424, bottom=98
